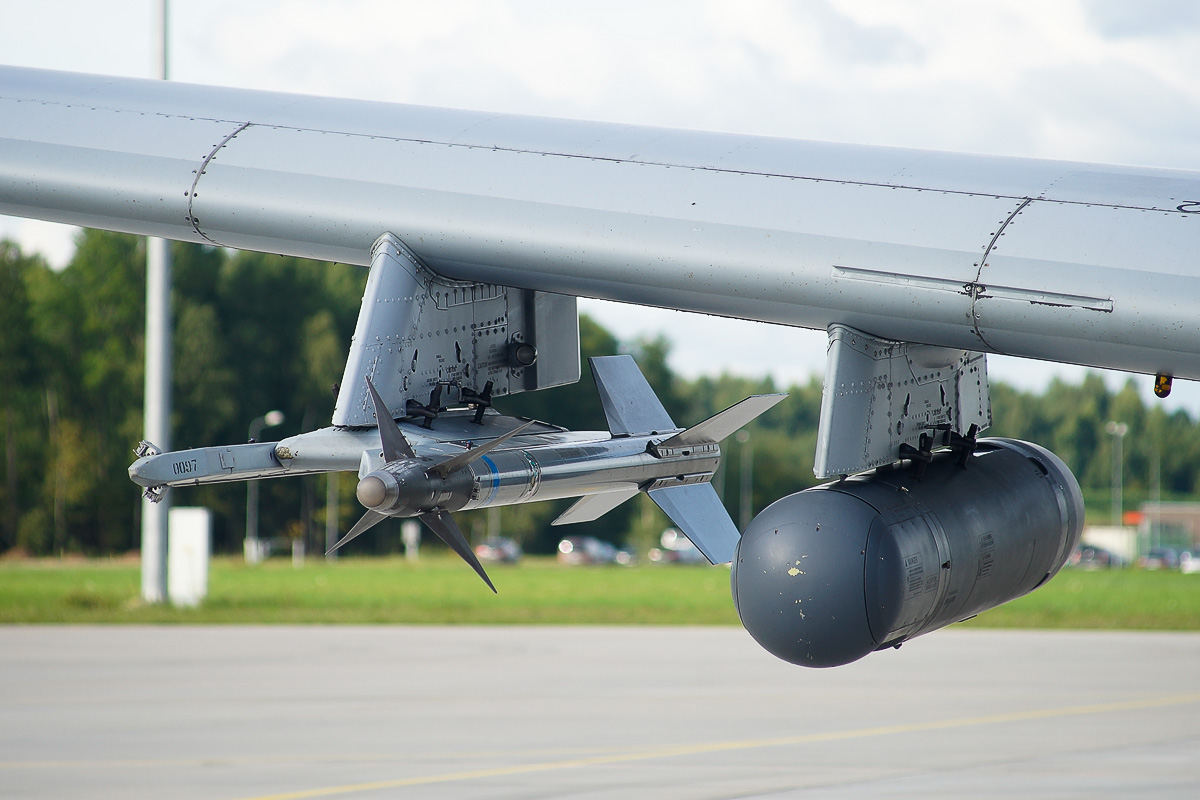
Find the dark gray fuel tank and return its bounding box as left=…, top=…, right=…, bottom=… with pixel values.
left=730, top=438, right=1083, bottom=667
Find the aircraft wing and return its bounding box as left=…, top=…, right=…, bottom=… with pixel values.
left=6, top=66, right=1164, bottom=665
left=2, top=64, right=1200, bottom=382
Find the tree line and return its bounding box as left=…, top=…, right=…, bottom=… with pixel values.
left=2, top=231, right=1197, bottom=557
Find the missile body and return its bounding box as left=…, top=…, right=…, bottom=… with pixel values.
left=130, top=356, right=784, bottom=583
left=130, top=418, right=719, bottom=514
left=354, top=432, right=720, bottom=518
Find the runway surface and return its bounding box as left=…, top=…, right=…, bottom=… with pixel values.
left=2, top=626, right=1199, bottom=799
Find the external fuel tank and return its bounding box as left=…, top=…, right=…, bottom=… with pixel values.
left=731, top=438, right=1084, bottom=667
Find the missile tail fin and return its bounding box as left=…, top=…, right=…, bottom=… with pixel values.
left=552, top=488, right=639, bottom=526
left=648, top=483, right=740, bottom=565
left=656, top=393, right=788, bottom=450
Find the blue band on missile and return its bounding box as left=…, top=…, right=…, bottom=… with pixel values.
left=481, top=455, right=500, bottom=506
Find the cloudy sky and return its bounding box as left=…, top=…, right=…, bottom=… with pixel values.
left=3, top=0, right=1200, bottom=408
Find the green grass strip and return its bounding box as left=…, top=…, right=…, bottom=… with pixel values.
left=0, top=556, right=1197, bottom=628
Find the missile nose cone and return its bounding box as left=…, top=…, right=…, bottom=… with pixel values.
left=357, top=475, right=388, bottom=508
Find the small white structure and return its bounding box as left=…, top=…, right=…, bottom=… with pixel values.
left=402, top=520, right=421, bottom=562
left=1081, top=525, right=1138, bottom=564
left=168, top=507, right=211, bottom=607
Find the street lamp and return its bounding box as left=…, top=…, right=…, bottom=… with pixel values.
left=245, top=410, right=285, bottom=563
left=1105, top=421, right=1128, bottom=527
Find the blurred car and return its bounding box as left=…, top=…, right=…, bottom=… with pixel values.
left=1138, top=548, right=1180, bottom=570
left=474, top=537, right=522, bottom=563
left=1066, top=544, right=1122, bottom=569
left=647, top=528, right=707, bottom=564
left=557, top=535, right=614, bottom=565
left=557, top=535, right=618, bottom=565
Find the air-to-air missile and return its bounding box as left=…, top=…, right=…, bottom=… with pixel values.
left=129, top=355, right=786, bottom=591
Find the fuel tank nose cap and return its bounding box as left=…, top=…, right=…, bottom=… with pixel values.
left=731, top=488, right=876, bottom=667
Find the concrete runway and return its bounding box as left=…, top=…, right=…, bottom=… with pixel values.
left=2, top=626, right=1198, bottom=799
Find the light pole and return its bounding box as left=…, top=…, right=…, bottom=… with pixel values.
left=140, top=0, right=172, bottom=604
left=245, top=410, right=285, bottom=563
left=1105, top=421, right=1128, bottom=527
left=736, top=429, right=753, bottom=531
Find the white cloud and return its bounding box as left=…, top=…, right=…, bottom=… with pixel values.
left=1083, top=0, right=1200, bottom=39
left=0, top=218, right=77, bottom=268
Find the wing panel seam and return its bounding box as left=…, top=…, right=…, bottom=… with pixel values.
left=969, top=197, right=1033, bottom=349
left=186, top=121, right=253, bottom=245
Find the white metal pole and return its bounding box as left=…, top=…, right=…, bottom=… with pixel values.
left=140, top=0, right=171, bottom=603
left=244, top=411, right=284, bottom=562
left=245, top=479, right=260, bottom=562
